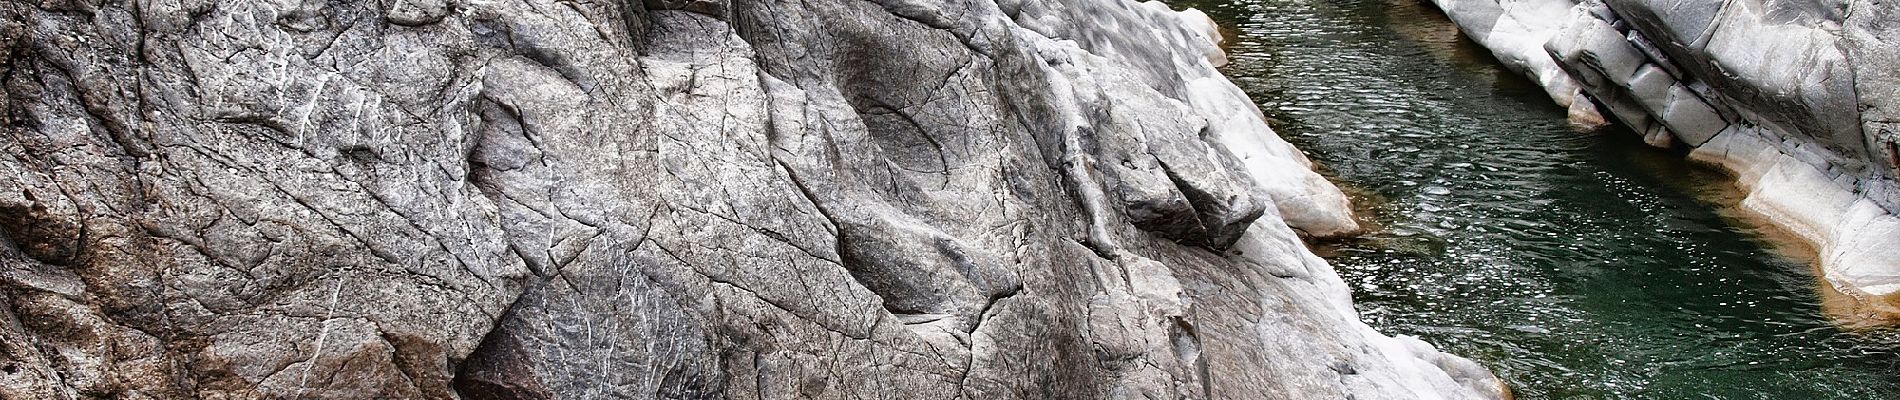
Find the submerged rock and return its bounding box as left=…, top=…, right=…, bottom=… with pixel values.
left=1425, top=0, right=1900, bottom=322
left=0, top=0, right=1497, bottom=398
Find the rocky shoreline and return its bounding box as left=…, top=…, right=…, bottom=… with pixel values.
left=1424, top=0, right=1900, bottom=322
left=0, top=0, right=1502, bottom=397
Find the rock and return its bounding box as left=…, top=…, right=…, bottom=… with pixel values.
left=1429, top=0, right=1610, bottom=129
left=387, top=0, right=453, bottom=26
left=1427, top=0, right=1900, bottom=322
left=0, top=0, right=1500, bottom=398
left=1656, top=83, right=1727, bottom=146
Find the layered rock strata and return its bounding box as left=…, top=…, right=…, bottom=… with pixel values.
left=1427, top=0, right=1900, bottom=320
left=0, top=0, right=1503, bottom=398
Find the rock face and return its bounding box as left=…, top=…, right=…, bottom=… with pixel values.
left=1428, top=0, right=1612, bottom=129
left=1426, top=0, right=1900, bottom=321
left=0, top=0, right=1503, bottom=398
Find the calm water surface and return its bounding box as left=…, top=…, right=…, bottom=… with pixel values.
left=1177, top=0, right=1900, bottom=398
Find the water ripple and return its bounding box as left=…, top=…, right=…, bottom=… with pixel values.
left=1176, top=0, right=1900, bottom=398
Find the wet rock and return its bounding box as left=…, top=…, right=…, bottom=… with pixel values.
left=1427, top=0, right=1900, bottom=320
left=1429, top=0, right=1611, bottom=129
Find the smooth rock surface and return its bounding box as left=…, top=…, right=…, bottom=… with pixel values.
left=1427, top=0, right=1900, bottom=321
left=1430, top=0, right=1612, bottom=129
left=0, top=0, right=1499, bottom=398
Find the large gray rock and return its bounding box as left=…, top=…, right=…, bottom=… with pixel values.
left=0, top=0, right=1501, bottom=398
left=1426, top=0, right=1900, bottom=321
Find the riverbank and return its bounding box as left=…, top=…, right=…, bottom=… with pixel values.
left=1422, top=0, right=1900, bottom=324
left=1689, top=129, right=1900, bottom=325
left=0, top=0, right=1523, bottom=397
left=1182, top=0, right=1900, bottom=396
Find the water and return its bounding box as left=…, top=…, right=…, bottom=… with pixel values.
left=1174, top=0, right=1900, bottom=398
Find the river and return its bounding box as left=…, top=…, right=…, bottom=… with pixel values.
left=1176, top=0, right=1900, bottom=397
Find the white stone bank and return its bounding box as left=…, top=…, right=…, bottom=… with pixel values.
left=1424, top=0, right=1900, bottom=320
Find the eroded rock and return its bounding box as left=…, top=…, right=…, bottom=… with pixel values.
left=0, top=0, right=1500, bottom=398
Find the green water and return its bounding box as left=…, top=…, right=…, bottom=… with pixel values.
left=1177, top=0, right=1900, bottom=398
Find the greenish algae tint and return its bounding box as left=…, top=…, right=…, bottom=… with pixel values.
left=1175, top=0, right=1900, bottom=398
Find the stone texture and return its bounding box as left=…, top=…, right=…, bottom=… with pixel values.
left=0, top=0, right=1500, bottom=398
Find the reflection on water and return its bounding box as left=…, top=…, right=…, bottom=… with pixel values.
left=1176, top=0, right=1900, bottom=397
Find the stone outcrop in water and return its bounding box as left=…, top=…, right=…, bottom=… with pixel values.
left=1426, top=0, right=1900, bottom=321
left=0, top=0, right=1504, bottom=398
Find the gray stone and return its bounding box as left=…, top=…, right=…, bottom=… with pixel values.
left=1544, top=11, right=1643, bottom=87
left=1626, top=64, right=1675, bottom=110
left=1438, top=0, right=1898, bottom=208
left=1659, top=84, right=1730, bottom=146
left=0, top=0, right=1501, bottom=398
left=1603, top=0, right=1724, bottom=53
left=387, top=0, right=454, bottom=26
